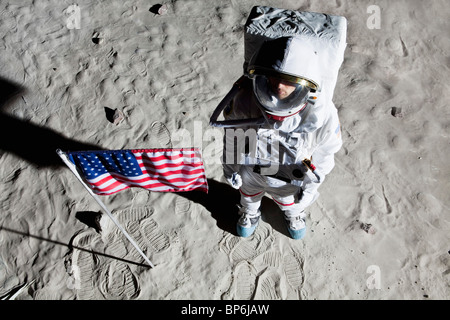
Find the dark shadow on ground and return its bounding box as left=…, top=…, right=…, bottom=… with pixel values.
left=260, top=196, right=292, bottom=238
left=75, top=211, right=102, bottom=233
left=176, top=179, right=240, bottom=236
left=0, top=76, right=100, bottom=168
left=177, top=179, right=292, bottom=238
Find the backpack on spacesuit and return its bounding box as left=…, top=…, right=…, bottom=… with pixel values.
left=209, top=6, right=347, bottom=128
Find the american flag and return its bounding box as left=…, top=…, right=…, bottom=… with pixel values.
left=67, top=148, right=208, bottom=195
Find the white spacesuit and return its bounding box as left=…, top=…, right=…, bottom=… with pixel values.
left=211, top=7, right=347, bottom=239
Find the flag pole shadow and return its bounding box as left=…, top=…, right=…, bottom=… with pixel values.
left=0, top=226, right=150, bottom=268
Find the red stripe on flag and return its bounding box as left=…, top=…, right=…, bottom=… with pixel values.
left=72, top=148, right=208, bottom=195
left=87, top=172, right=207, bottom=194
left=88, top=175, right=208, bottom=195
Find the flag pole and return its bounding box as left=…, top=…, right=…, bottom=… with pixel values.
left=56, top=149, right=155, bottom=268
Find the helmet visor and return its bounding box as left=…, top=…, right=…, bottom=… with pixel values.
left=253, top=75, right=311, bottom=116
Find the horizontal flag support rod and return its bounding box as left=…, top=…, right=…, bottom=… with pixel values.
left=56, top=149, right=155, bottom=269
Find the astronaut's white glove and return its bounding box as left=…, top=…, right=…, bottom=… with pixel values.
left=226, top=172, right=242, bottom=189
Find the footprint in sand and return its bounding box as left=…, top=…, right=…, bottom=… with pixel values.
left=106, top=206, right=164, bottom=262
left=69, top=230, right=101, bottom=300
left=169, top=231, right=192, bottom=287
left=141, top=218, right=170, bottom=252
left=115, top=206, right=154, bottom=225
left=104, top=232, right=129, bottom=259
left=220, top=222, right=274, bottom=263
left=102, top=206, right=170, bottom=256
left=125, top=220, right=150, bottom=262
left=99, top=260, right=140, bottom=300
left=151, top=121, right=172, bottom=148
left=282, top=251, right=304, bottom=292
left=76, top=230, right=141, bottom=300
left=222, top=261, right=257, bottom=300
left=261, top=251, right=281, bottom=269
left=254, top=270, right=281, bottom=300
left=175, top=196, right=192, bottom=216
left=0, top=10, right=17, bottom=32
left=68, top=207, right=155, bottom=300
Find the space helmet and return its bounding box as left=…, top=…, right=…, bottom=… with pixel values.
left=247, top=37, right=319, bottom=121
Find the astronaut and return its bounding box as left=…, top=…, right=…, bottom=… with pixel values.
left=219, top=36, right=343, bottom=240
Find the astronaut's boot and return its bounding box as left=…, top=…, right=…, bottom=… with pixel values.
left=284, top=213, right=307, bottom=240
left=236, top=205, right=261, bottom=238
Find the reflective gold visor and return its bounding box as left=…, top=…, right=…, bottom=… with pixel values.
left=248, top=68, right=318, bottom=92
